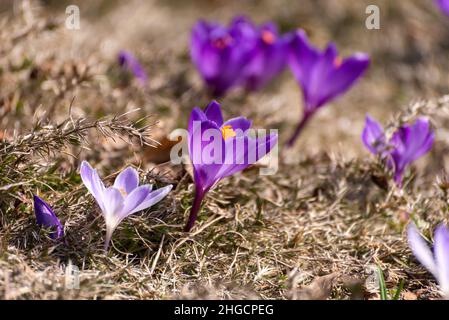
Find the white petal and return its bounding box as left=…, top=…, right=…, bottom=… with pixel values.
left=408, top=223, right=438, bottom=278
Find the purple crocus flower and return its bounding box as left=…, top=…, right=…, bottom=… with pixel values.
left=408, top=223, right=449, bottom=299
left=33, top=195, right=64, bottom=239
left=80, top=161, right=172, bottom=250
left=190, top=17, right=257, bottom=96
left=118, top=50, right=148, bottom=86
left=361, top=115, right=388, bottom=156
left=362, top=115, right=434, bottom=186
left=185, top=100, right=278, bottom=231
left=239, top=20, right=289, bottom=91
left=436, top=0, right=449, bottom=17
left=287, top=30, right=370, bottom=147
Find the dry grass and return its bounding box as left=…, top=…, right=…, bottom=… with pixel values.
left=1, top=0, right=449, bottom=300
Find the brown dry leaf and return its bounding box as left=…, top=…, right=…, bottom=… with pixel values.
left=293, top=273, right=340, bottom=300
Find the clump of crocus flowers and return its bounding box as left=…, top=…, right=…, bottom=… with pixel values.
left=185, top=100, right=278, bottom=231
left=287, top=30, right=370, bottom=147
left=80, top=161, right=172, bottom=250
left=362, top=115, right=434, bottom=186
left=408, top=223, right=449, bottom=299
left=33, top=195, right=64, bottom=239
left=190, top=16, right=288, bottom=96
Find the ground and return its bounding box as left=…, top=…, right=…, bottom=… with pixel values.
left=1, top=0, right=449, bottom=300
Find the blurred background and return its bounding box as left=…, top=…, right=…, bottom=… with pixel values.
left=2, top=0, right=449, bottom=162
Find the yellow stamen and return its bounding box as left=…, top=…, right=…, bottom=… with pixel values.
left=119, top=188, right=127, bottom=197
left=334, top=56, right=343, bottom=68
left=221, top=125, right=236, bottom=140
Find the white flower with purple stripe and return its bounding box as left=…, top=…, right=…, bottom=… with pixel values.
left=80, top=161, right=172, bottom=250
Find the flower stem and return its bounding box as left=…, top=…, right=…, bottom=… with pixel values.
left=184, top=188, right=205, bottom=232
left=104, top=228, right=113, bottom=252
left=286, top=113, right=311, bottom=148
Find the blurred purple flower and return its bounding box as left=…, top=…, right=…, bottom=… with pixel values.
left=361, top=115, right=388, bottom=155
left=190, top=16, right=288, bottom=96
left=362, top=116, right=434, bottom=186
left=80, top=161, right=172, bottom=250
left=33, top=195, right=64, bottom=239
left=408, top=223, right=449, bottom=299
left=240, top=20, right=289, bottom=91
left=436, top=0, right=449, bottom=17
left=190, top=17, right=257, bottom=96
left=118, top=50, right=148, bottom=86
left=287, top=30, right=370, bottom=147
left=185, top=100, right=278, bottom=232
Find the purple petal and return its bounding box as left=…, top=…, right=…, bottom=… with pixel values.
left=113, top=167, right=139, bottom=195
left=189, top=118, right=223, bottom=192
left=215, top=132, right=278, bottom=180
left=222, top=117, right=252, bottom=135
left=408, top=223, right=438, bottom=278
left=390, top=118, right=434, bottom=186
left=33, top=195, right=64, bottom=239
left=436, top=0, right=449, bottom=16
left=80, top=161, right=106, bottom=212
left=204, top=100, right=224, bottom=126
left=361, top=114, right=386, bottom=155
left=190, top=19, right=257, bottom=96
left=242, top=24, right=288, bottom=91
left=434, top=225, right=449, bottom=296
left=130, top=185, right=173, bottom=214
left=102, top=187, right=125, bottom=229
left=288, top=30, right=369, bottom=112
left=316, top=53, right=370, bottom=108
left=120, top=185, right=152, bottom=218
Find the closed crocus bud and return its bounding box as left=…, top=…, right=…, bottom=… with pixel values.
left=33, top=195, right=64, bottom=240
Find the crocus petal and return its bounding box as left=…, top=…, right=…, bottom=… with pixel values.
left=80, top=161, right=106, bottom=212
left=389, top=118, right=434, bottom=186
left=288, top=30, right=321, bottom=91
left=113, top=167, right=139, bottom=195
left=222, top=117, right=252, bottom=135
left=215, top=132, right=278, bottom=180
left=408, top=223, right=438, bottom=278
left=188, top=112, right=223, bottom=192
left=288, top=29, right=369, bottom=114
left=316, top=53, right=370, bottom=108
left=102, top=187, right=125, bottom=230
left=129, top=185, right=173, bottom=214
left=241, top=23, right=288, bottom=91
left=204, top=100, right=224, bottom=126
left=121, top=185, right=152, bottom=218
left=33, top=195, right=64, bottom=239
left=361, top=115, right=386, bottom=155
left=436, top=0, right=449, bottom=16
left=434, top=225, right=449, bottom=296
